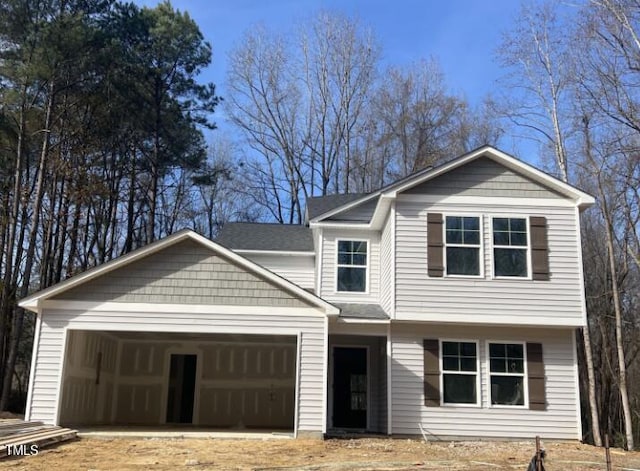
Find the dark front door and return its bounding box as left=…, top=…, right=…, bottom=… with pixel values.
left=333, top=347, right=367, bottom=429
left=166, top=354, right=197, bottom=424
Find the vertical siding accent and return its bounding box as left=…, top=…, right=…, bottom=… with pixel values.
left=527, top=343, right=546, bottom=410
left=390, top=324, right=579, bottom=439
left=24, top=312, right=42, bottom=421
left=380, top=212, right=394, bottom=315
left=395, top=200, right=583, bottom=324
left=426, top=214, right=444, bottom=277
left=530, top=217, right=550, bottom=281
left=320, top=229, right=380, bottom=304
left=29, top=309, right=326, bottom=433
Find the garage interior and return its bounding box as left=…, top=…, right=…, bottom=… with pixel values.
left=58, top=330, right=297, bottom=431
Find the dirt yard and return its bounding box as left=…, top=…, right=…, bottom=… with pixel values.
left=2, top=436, right=640, bottom=470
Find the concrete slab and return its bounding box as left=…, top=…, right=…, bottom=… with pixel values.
left=76, top=426, right=294, bottom=440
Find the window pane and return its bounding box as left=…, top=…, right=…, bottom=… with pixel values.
left=442, top=342, right=458, bottom=356
left=493, top=218, right=509, bottom=231
left=464, top=230, right=480, bottom=245
left=337, top=253, right=350, bottom=264
left=508, top=359, right=524, bottom=373
left=463, top=217, right=479, bottom=231
left=494, top=248, right=527, bottom=277
left=460, top=342, right=476, bottom=356
left=442, top=357, right=459, bottom=371
left=446, top=230, right=463, bottom=244
left=443, top=374, right=477, bottom=404
left=353, top=241, right=367, bottom=253
left=447, top=216, right=462, bottom=230
left=490, top=358, right=506, bottom=373
left=506, top=344, right=524, bottom=358
left=338, top=240, right=351, bottom=253
left=493, top=231, right=509, bottom=246
left=491, top=376, right=524, bottom=406
left=337, top=267, right=366, bottom=292
left=460, top=357, right=476, bottom=372
left=510, top=218, right=526, bottom=232
left=447, top=247, right=480, bottom=276
left=352, top=254, right=366, bottom=266
left=510, top=232, right=527, bottom=246
left=490, top=343, right=505, bottom=357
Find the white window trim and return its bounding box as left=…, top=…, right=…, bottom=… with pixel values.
left=489, top=215, right=532, bottom=280
left=439, top=338, right=481, bottom=408
left=486, top=340, right=529, bottom=409
left=443, top=214, right=484, bottom=278
left=335, top=238, right=370, bottom=294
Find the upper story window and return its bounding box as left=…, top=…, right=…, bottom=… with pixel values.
left=492, top=217, right=529, bottom=277
left=441, top=340, right=479, bottom=405
left=336, top=240, right=367, bottom=292
left=489, top=342, right=526, bottom=407
left=445, top=216, right=481, bottom=276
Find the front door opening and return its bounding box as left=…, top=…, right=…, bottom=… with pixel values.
left=166, top=354, right=197, bottom=424
left=333, top=347, right=367, bottom=429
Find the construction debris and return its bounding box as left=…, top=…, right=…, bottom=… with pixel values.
left=0, top=419, right=77, bottom=458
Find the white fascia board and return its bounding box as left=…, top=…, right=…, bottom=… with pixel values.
left=233, top=249, right=315, bottom=257
left=334, top=317, right=390, bottom=324
left=21, top=230, right=340, bottom=316
left=385, top=146, right=595, bottom=207
left=308, top=221, right=372, bottom=230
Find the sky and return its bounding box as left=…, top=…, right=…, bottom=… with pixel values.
left=136, top=0, right=537, bottom=159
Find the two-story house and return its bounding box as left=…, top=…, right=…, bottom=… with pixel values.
left=20, top=146, right=594, bottom=440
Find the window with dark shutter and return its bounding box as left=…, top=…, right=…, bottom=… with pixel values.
left=427, top=213, right=444, bottom=277
left=423, top=339, right=440, bottom=407
left=526, top=342, right=546, bottom=410
left=530, top=217, right=550, bottom=281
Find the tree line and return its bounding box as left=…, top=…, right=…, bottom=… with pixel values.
left=0, top=0, right=638, bottom=451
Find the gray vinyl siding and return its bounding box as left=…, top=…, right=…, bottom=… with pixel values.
left=242, top=254, right=315, bottom=290
left=395, top=199, right=583, bottom=325
left=54, top=240, right=310, bottom=308
left=390, top=324, right=580, bottom=439
left=27, top=308, right=326, bottom=433
left=380, top=211, right=393, bottom=315
left=320, top=229, right=380, bottom=304
left=405, top=157, right=563, bottom=199
left=326, top=198, right=378, bottom=222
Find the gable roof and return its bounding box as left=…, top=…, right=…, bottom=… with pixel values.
left=216, top=223, right=313, bottom=252
left=308, top=145, right=596, bottom=225
left=19, top=229, right=339, bottom=315
left=306, top=193, right=369, bottom=221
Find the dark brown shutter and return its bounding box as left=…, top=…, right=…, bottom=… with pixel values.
left=527, top=342, right=546, bottom=410
left=427, top=213, right=444, bottom=277
left=530, top=216, right=550, bottom=281
left=423, top=339, right=441, bottom=407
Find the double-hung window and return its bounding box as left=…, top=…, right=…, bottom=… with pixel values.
left=445, top=216, right=481, bottom=276
left=489, top=342, right=526, bottom=406
left=441, top=341, right=479, bottom=405
left=493, top=217, right=529, bottom=277
left=336, top=240, right=367, bottom=292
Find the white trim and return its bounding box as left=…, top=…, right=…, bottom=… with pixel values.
left=316, top=228, right=324, bottom=296
left=397, top=194, right=576, bottom=207
left=439, top=339, right=481, bottom=408
left=393, top=313, right=584, bottom=327
left=19, top=230, right=339, bottom=315
left=161, top=348, right=203, bottom=425
left=486, top=340, right=529, bottom=409
left=309, top=222, right=370, bottom=229
left=322, top=316, right=329, bottom=434
left=294, top=332, right=302, bottom=438
left=329, top=345, right=370, bottom=431
left=54, top=328, right=70, bottom=426
left=334, top=238, right=370, bottom=295
left=335, top=318, right=390, bottom=325
left=489, top=215, right=532, bottom=280
left=233, top=249, right=315, bottom=257
left=24, top=310, right=42, bottom=421
left=390, top=201, right=396, bottom=319
left=575, top=206, right=588, bottom=326
left=572, top=330, right=583, bottom=439
left=386, top=323, right=392, bottom=435
left=443, top=213, right=484, bottom=278
left=110, top=338, right=123, bottom=424
left=40, top=300, right=327, bottom=317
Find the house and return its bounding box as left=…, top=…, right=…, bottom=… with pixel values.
left=19, top=146, right=594, bottom=439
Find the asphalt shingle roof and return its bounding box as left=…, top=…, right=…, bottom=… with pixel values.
left=335, top=303, right=389, bottom=320
left=306, top=193, right=370, bottom=220
left=216, top=223, right=313, bottom=252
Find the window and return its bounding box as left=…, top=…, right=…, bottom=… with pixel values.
left=441, top=341, right=478, bottom=405
left=489, top=343, right=526, bottom=406
left=336, top=240, right=367, bottom=292
left=493, top=217, right=528, bottom=277
left=445, top=216, right=481, bottom=276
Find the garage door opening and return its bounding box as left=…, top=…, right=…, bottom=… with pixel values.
left=58, top=330, right=298, bottom=433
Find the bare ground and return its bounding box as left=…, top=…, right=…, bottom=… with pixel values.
left=2, top=437, right=640, bottom=470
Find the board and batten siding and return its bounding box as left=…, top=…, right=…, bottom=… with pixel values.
left=320, top=229, right=380, bottom=304
left=390, top=324, right=580, bottom=439
left=242, top=253, right=315, bottom=291
left=404, top=157, right=564, bottom=199
left=395, top=199, right=583, bottom=325
left=28, top=308, right=326, bottom=432
left=379, top=211, right=394, bottom=316
left=54, top=239, right=311, bottom=308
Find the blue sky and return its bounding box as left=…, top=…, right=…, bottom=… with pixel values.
left=136, top=0, right=537, bottom=158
